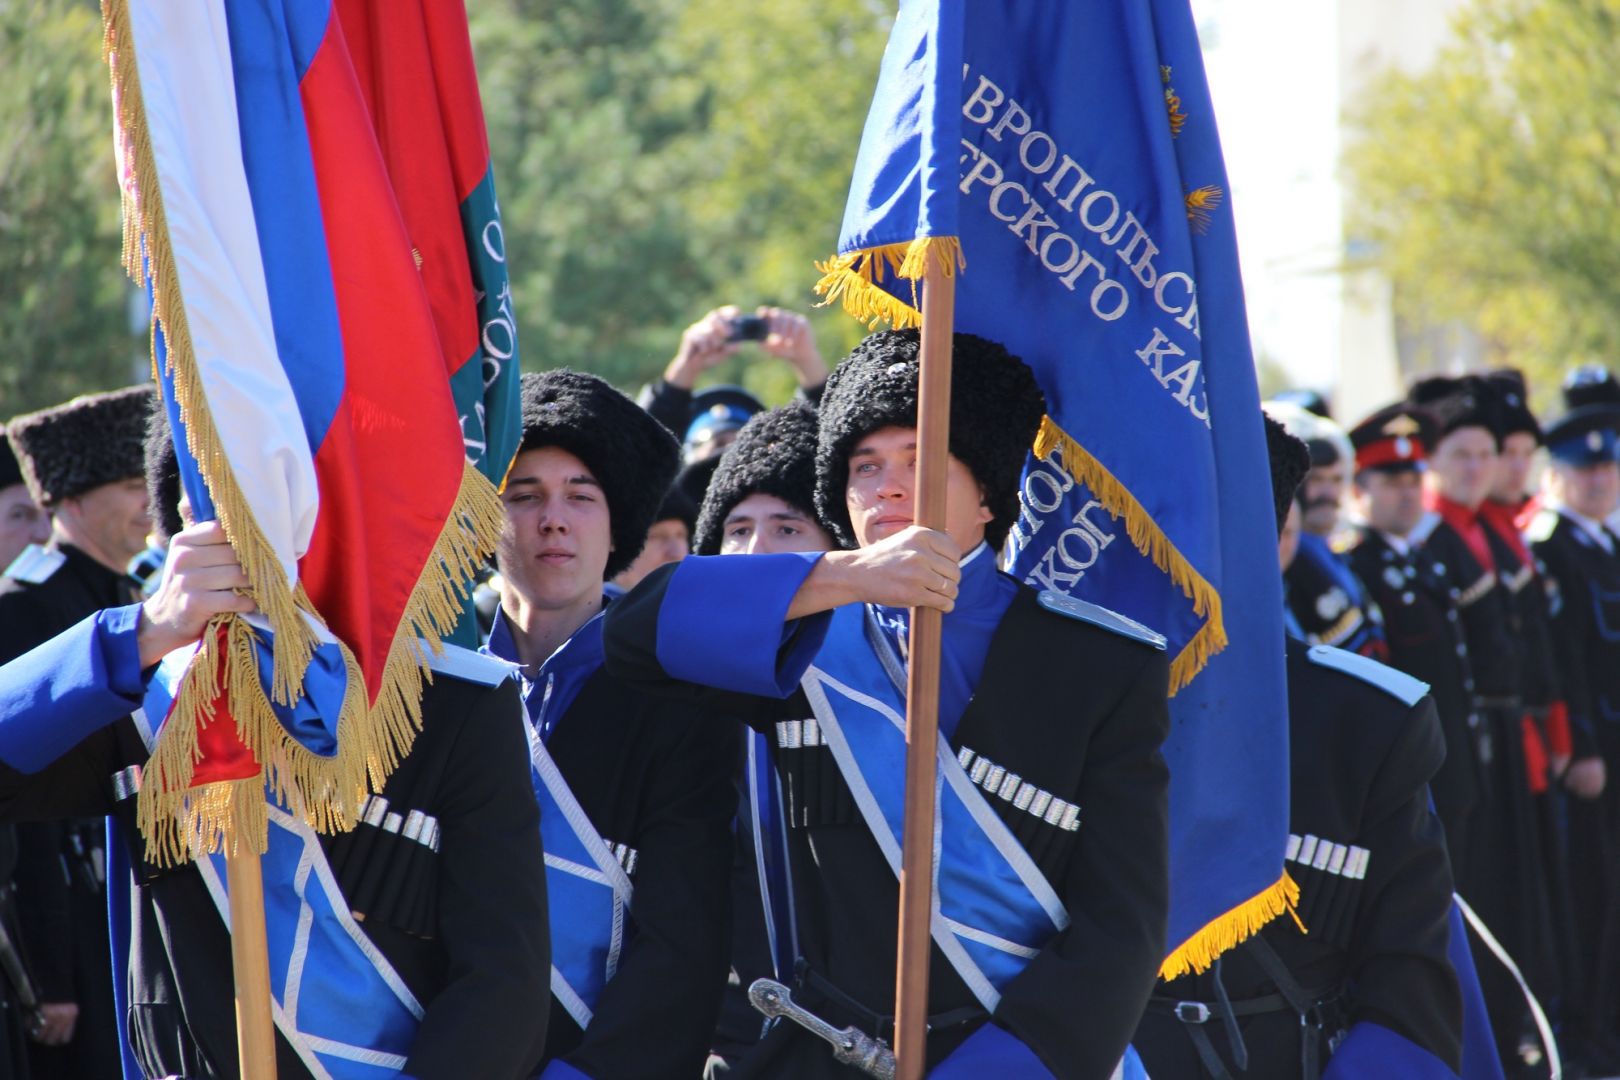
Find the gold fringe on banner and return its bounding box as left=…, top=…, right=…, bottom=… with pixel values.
left=1159, top=872, right=1301, bottom=981
left=812, top=236, right=962, bottom=329
left=1033, top=416, right=1227, bottom=693
left=104, top=0, right=506, bottom=864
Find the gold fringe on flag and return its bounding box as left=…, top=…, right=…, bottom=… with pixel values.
left=104, top=0, right=507, bottom=864
left=1033, top=416, right=1227, bottom=693
left=812, top=236, right=962, bottom=329
left=1159, top=872, right=1301, bottom=980
left=103, top=0, right=317, bottom=709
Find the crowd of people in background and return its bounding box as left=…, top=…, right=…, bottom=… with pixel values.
left=1269, top=368, right=1620, bottom=1078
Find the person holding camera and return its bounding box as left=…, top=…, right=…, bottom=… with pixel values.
left=637, top=306, right=830, bottom=444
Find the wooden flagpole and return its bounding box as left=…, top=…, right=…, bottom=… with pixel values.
left=226, top=812, right=278, bottom=1078
left=893, top=255, right=956, bottom=1079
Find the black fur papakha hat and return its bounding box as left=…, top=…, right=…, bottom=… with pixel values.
left=694, top=401, right=821, bottom=556
left=6, top=385, right=154, bottom=507
left=518, top=370, right=679, bottom=580
left=1483, top=368, right=1541, bottom=443
left=653, top=485, right=697, bottom=536
left=144, top=404, right=184, bottom=543
left=1264, top=414, right=1312, bottom=535
left=1408, top=374, right=1501, bottom=448
left=814, top=329, right=1047, bottom=550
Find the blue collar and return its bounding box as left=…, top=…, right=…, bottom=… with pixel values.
left=868, top=542, right=1017, bottom=740
left=484, top=599, right=610, bottom=740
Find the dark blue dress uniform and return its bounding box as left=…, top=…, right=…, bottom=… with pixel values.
left=1346, top=529, right=1481, bottom=861
left=1526, top=405, right=1620, bottom=1062
left=1343, top=402, right=1481, bottom=873
left=1284, top=533, right=1386, bottom=659
left=1133, top=640, right=1461, bottom=1079
left=0, top=544, right=133, bottom=1080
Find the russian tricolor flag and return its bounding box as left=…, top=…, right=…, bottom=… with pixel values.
left=103, top=0, right=517, bottom=859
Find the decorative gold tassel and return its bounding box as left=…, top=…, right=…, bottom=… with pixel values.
left=106, top=0, right=508, bottom=862
left=812, top=236, right=963, bottom=330
left=1033, top=416, right=1227, bottom=693
left=1159, top=872, right=1301, bottom=980
left=1185, top=185, right=1224, bottom=235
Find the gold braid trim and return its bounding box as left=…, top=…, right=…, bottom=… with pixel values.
left=104, top=0, right=506, bottom=862
left=812, top=236, right=962, bottom=330
left=137, top=461, right=502, bottom=864
left=1033, top=416, right=1227, bottom=693
left=1159, top=872, right=1301, bottom=981
left=102, top=0, right=318, bottom=706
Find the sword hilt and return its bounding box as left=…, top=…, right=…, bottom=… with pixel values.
left=748, top=978, right=897, bottom=1080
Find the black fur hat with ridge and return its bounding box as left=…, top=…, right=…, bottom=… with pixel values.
left=694, top=401, right=821, bottom=556
left=1483, top=368, right=1541, bottom=443
left=5, top=385, right=154, bottom=508
left=1264, top=413, right=1312, bottom=534
left=517, top=369, right=679, bottom=580
left=814, top=329, right=1046, bottom=550
left=1408, top=374, right=1501, bottom=448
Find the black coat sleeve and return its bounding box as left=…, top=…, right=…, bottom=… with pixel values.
left=402, top=678, right=552, bottom=1080
left=1343, top=696, right=1461, bottom=1069
left=1533, top=536, right=1602, bottom=759
left=603, top=562, right=798, bottom=733
left=994, top=645, right=1171, bottom=1079
left=0, top=732, right=120, bottom=824
left=560, top=710, right=739, bottom=1079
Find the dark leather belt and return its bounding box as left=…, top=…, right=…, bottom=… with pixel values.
left=1147, top=940, right=1343, bottom=1080
left=793, top=959, right=984, bottom=1047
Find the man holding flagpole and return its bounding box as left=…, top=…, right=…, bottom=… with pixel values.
left=606, top=328, right=1173, bottom=1077
left=0, top=419, right=553, bottom=1080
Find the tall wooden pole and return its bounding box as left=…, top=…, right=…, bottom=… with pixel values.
left=227, top=818, right=278, bottom=1078
left=893, top=255, right=956, bottom=1080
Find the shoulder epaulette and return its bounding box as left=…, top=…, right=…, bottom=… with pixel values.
left=420, top=640, right=521, bottom=687
left=1524, top=509, right=1560, bottom=545
left=1407, top=512, right=1441, bottom=546
left=2, top=544, right=65, bottom=585
left=1036, top=590, right=1167, bottom=651
left=1306, top=644, right=1429, bottom=707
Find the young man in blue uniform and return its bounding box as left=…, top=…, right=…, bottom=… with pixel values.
left=0, top=407, right=551, bottom=1079
left=1526, top=404, right=1620, bottom=1071
left=486, top=370, right=739, bottom=1079
left=606, top=329, right=1172, bottom=1078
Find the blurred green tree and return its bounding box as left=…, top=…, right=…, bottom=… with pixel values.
left=0, top=0, right=139, bottom=415
left=469, top=0, right=887, bottom=402
left=1345, top=0, right=1620, bottom=399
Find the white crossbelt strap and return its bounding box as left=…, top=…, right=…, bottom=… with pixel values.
left=1454, top=891, right=1560, bottom=1078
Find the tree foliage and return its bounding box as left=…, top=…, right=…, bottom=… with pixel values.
left=468, top=0, right=888, bottom=401
left=0, top=0, right=890, bottom=415
left=0, top=0, right=139, bottom=416
left=1345, top=0, right=1620, bottom=396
